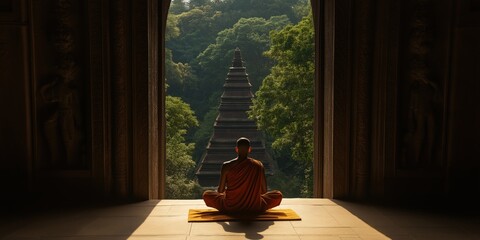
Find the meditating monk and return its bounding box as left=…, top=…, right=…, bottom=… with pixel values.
left=202, top=137, right=283, bottom=213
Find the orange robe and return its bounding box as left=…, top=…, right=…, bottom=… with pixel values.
left=203, top=158, right=282, bottom=213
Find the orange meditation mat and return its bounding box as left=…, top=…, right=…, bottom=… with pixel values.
left=188, top=208, right=301, bottom=222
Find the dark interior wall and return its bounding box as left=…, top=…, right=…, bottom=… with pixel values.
left=447, top=0, right=480, bottom=200
left=373, top=0, right=480, bottom=203
left=0, top=0, right=31, bottom=198
left=0, top=0, right=478, bottom=204
left=381, top=0, right=455, bottom=201
left=324, top=0, right=480, bottom=203
left=0, top=0, right=161, bottom=203
left=0, top=0, right=97, bottom=202
left=30, top=0, right=92, bottom=199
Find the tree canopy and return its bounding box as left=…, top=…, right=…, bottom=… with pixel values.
left=192, top=15, right=290, bottom=114
left=249, top=14, right=314, bottom=197
left=164, top=0, right=314, bottom=198
left=165, top=95, right=202, bottom=198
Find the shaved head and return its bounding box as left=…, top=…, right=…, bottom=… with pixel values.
left=236, top=137, right=250, bottom=148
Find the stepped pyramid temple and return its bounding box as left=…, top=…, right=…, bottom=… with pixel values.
left=196, top=48, right=273, bottom=187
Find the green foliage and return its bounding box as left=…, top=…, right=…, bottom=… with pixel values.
left=165, top=96, right=202, bottom=199
left=292, top=0, right=311, bottom=21
left=197, top=15, right=290, bottom=86
left=192, top=15, right=290, bottom=117
left=166, top=0, right=308, bottom=113
left=165, top=14, right=180, bottom=41
left=165, top=14, right=195, bottom=97
left=217, top=0, right=302, bottom=23
left=165, top=49, right=192, bottom=96
left=164, top=0, right=314, bottom=198
left=249, top=14, right=314, bottom=196
left=267, top=171, right=303, bottom=197
left=189, top=0, right=212, bottom=8
left=192, top=107, right=219, bottom=164
left=166, top=95, right=198, bottom=139
left=167, top=6, right=224, bottom=64
left=169, top=0, right=188, bottom=15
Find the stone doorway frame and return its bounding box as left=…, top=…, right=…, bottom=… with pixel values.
left=150, top=0, right=337, bottom=199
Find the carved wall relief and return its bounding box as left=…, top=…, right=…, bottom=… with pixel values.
left=37, top=0, right=87, bottom=169
left=398, top=0, right=443, bottom=170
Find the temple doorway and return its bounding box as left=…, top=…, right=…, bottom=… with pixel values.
left=163, top=0, right=317, bottom=199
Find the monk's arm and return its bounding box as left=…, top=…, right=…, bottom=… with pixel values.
left=217, top=164, right=228, bottom=193
left=261, top=165, right=267, bottom=194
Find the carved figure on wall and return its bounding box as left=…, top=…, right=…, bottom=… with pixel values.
left=38, top=0, right=85, bottom=169
left=41, top=72, right=83, bottom=168
left=402, top=67, right=438, bottom=168
left=400, top=0, right=441, bottom=169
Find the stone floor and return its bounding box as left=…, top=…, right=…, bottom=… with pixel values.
left=1, top=198, right=479, bottom=239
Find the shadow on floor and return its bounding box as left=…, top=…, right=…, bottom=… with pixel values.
left=217, top=221, right=274, bottom=239
left=332, top=199, right=480, bottom=239
left=0, top=200, right=160, bottom=240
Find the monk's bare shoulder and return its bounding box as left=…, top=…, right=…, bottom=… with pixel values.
left=223, top=158, right=237, bottom=164
left=222, top=158, right=238, bottom=171
left=249, top=158, right=264, bottom=169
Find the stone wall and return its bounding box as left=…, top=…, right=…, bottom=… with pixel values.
left=0, top=0, right=478, bottom=204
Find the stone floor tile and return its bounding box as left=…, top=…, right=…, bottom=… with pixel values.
left=379, top=235, right=414, bottom=240
left=157, top=200, right=203, bottom=205
left=44, top=236, right=184, bottom=240
left=351, top=227, right=389, bottom=236
left=328, top=217, right=370, bottom=228
left=168, top=205, right=199, bottom=215
left=147, top=206, right=172, bottom=216
left=339, top=235, right=362, bottom=239
left=357, top=234, right=390, bottom=240
left=294, top=227, right=356, bottom=235
left=407, top=227, right=479, bottom=240
left=130, top=216, right=191, bottom=236
left=331, top=207, right=396, bottom=228
left=323, top=208, right=371, bottom=228
left=291, top=215, right=341, bottom=228
left=1, top=199, right=479, bottom=240
left=4, top=237, right=139, bottom=240
left=93, top=206, right=157, bottom=217
left=5, top=216, right=100, bottom=238
left=289, top=205, right=331, bottom=217
left=188, top=235, right=301, bottom=240
left=128, top=235, right=187, bottom=240
left=75, top=217, right=149, bottom=236
left=186, top=236, right=246, bottom=240
left=189, top=222, right=243, bottom=236
left=62, top=237, right=132, bottom=240
left=190, top=220, right=297, bottom=237
left=255, top=235, right=301, bottom=240
left=299, top=235, right=342, bottom=240
left=281, top=198, right=337, bottom=205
